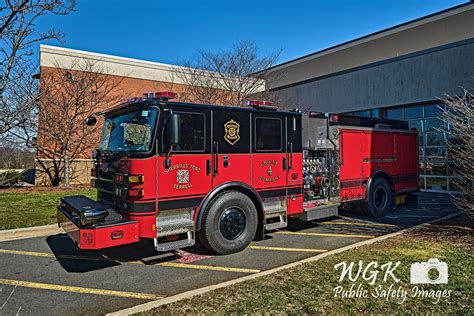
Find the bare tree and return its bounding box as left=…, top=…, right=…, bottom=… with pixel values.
left=12, top=59, right=125, bottom=186
left=0, top=144, right=34, bottom=168
left=0, top=0, right=75, bottom=136
left=176, top=41, right=283, bottom=106
left=441, top=89, right=473, bottom=217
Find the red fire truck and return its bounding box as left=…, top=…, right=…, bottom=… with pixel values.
left=57, top=92, right=419, bottom=254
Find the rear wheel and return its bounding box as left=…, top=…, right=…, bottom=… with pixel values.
left=198, top=191, right=258, bottom=255
left=365, top=177, right=392, bottom=217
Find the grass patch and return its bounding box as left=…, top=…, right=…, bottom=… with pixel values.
left=144, top=220, right=473, bottom=314
left=0, top=188, right=95, bottom=230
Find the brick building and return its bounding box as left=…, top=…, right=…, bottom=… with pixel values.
left=37, top=45, right=222, bottom=185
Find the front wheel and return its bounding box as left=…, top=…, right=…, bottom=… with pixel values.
left=197, top=191, right=258, bottom=255
left=365, top=177, right=392, bottom=217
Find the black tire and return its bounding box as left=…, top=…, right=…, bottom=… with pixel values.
left=365, top=177, right=392, bottom=217
left=197, top=191, right=258, bottom=255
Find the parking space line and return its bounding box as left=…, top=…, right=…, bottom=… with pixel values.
left=0, top=248, right=258, bottom=274
left=158, top=262, right=260, bottom=273
left=319, top=221, right=398, bottom=227
left=249, top=245, right=327, bottom=253
left=0, top=279, right=163, bottom=300
left=0, top=248, right=54, bottom=257
left=385, top=215, right=439, bottom=219
left=0, top=249, right=118, bottom=262
left=274, top=231, right=376, bottom=238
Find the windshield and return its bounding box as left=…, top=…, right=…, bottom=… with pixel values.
left=99, top=107, right=158, bottom=152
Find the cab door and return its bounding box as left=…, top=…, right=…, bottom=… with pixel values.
left=157, top=107, right=213, bottom=209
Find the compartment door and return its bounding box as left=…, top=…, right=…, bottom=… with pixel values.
left=251, top=114, right=287, bottom=195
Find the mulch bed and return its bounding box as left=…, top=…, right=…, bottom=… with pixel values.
left=409, top=213, right=474, bottom=249
left=0, top=184, right=90, bottom=194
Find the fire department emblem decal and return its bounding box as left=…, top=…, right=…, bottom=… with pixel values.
left=176, top=169, right=189, bottom=184
left=224, top=119, right=240, bottom=146
left=267, top=166, right=273, bottom=176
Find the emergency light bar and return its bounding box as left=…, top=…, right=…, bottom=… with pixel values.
left=246, top=100, right=273, bottom=106
left=245, top=100, right=278, bottom=110
left=143, top=91, right=177, bottom=100
left=127, top=97, right=142, bottom=103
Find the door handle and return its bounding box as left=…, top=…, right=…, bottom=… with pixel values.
left=213, top=141, right=219, bottom=176
left=288, top=142, right=293, bottom=170
left=206, top=159, right=211, bottom=175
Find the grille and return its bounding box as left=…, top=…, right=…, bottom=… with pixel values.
left=98, top=169, right=114, bottom=180
left=99, top=189, right=115, bottom=206
left=99, top=180, right=114, bottom=192
left=97, top=168, right=116, bottom=205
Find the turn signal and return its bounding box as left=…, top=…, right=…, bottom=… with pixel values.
left=114, top=174, right=144, bottom=184
left=114, top=187, right=144, bottom=199
left=128, top=188, right=144, bottom=198
left=128, top=175, right=144, bottom=184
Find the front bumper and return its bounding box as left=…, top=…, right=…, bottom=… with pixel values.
left=57, top=195, right=140, bottom=250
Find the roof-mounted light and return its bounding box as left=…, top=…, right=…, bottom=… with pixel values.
left=245, top=100, right=277, bottom=110
left=143, top=91, right=177, bottom=100
left=329, top=114, right=339, bottom=122
left=127, top=97, right=142, bottom=103
left=246, top=100, right=273, bottom=106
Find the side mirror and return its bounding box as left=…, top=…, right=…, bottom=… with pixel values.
left=167, top=113, right=181, bottom=146
left=85, top=116, right=97, bottom=126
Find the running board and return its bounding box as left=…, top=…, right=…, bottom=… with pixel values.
left=155, top=209, right=195, bottom=252
left=265, top=208, right=288, bottom=230
left=298, top=202, right=339, bottom=221
left=154, top=232, right=195, bottom=252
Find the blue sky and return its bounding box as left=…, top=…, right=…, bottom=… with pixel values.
left=35, top=0, right=468, bottom=66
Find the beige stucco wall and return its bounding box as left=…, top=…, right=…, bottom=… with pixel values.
left=267, top=4, right=474, bottom=89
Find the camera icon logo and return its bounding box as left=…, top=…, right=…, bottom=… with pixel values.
left=410, top=258, right=448, bottom=284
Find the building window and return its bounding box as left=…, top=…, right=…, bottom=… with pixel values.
left=426, top=177, right=447, bottom=191
left=385, top=108, right=403, bottom=120
left=354, top=110, right=371, bottom=117
left=425, top=147, right=447, bottom=159
left=426, top=133, right=445, bottom=147
left=404, top=106, right=423, bottom=119
left=408, top=120, right=422, bottom=132
left=424, top=104, right=443, bottom=118
left=371, top=109, right=381, bottom=118
left=424, top=118, right=444, bottom=132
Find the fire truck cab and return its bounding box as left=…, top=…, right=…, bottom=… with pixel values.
left=57, top=92, right=419, bottom=254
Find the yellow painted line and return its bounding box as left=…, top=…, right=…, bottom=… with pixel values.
left=0, top=249, right=54, bottom=257
left=320, top=221, right=397, bottom=227
left=249, top=245, right=327, bottom=253
left=274, top=231, right=376, bottom=239
left=0, top=279, right=163, bottom=300
left=0, top=249, right=116, bottom=262
left=0, top=248, right=258, bottom=274
left=158, top=262, right=260, bottom=274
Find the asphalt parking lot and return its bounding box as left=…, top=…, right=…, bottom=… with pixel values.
left=0, top=193, right=458, bottom=315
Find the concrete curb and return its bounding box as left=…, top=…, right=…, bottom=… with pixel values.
left=107, top=211, right=461, bottom=316
left=0, top=224, right=62, bottom=242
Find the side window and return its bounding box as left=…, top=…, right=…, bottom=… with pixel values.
left=255, top=117, right=282, bottom=151
left=164, top=112, right=205, bottom=151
